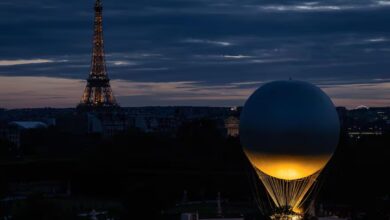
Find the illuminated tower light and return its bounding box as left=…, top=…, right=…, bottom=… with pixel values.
left=79, top=0, right=118, bottom=108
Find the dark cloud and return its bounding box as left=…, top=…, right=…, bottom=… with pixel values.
left=1, top=0, right=390, bottom=108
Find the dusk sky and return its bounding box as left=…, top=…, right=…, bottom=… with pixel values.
left=1, top=0, right=390, bottom=108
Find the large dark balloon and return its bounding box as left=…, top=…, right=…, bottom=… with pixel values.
left=240, top=80, right=340, bottom=180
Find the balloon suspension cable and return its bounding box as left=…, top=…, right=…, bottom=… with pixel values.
left=248, top=165, right=267, bottom=214
left=255, top=167, right=321, bottom=219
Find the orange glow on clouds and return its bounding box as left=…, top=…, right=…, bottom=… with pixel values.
left=0, top=76, right=389, bottom=108
left=0, top=76, right=84, bottom=108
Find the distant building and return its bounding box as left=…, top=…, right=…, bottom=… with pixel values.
left=131, top=116, right=180, bottom=134
left=87, top=113, right=104, bottom=133
left=85, top=111, right=127, bottom=136
left=57, top=110, right=127, bottom=136
left=224, top=116, right=240, bottom=137
left=9, top=121, right=48, bottom=129
left=0, top=121, right=48, bottom=148
left=347, top=127, right=383, bottom=139
left=4, top=105, right=390, bottom=140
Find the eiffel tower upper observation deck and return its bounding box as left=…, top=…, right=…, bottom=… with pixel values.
left=79, top=0, right=118, bottom=108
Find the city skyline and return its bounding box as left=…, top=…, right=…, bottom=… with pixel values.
left=1, top=0, right=390, bottom=108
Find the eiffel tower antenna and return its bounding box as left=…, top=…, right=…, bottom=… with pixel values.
left=79, top=0, right=118, bottom=108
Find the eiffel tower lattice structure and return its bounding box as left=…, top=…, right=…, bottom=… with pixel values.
left=79, top=0, right=118, bottom=109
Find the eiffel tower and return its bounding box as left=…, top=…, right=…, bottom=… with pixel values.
left=78, top=0, right=117, bottom=109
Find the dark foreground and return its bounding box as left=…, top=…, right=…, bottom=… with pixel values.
left=0, top=107, right=388, bottom=219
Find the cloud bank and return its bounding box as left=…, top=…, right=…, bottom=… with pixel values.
left=0, top=0, right=390, bottom=108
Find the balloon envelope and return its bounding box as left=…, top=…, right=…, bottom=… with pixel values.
left=240, top=81, right=340, bottom=180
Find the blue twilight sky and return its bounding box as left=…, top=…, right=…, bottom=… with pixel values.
left=1, top=0, right=390, bottom=108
